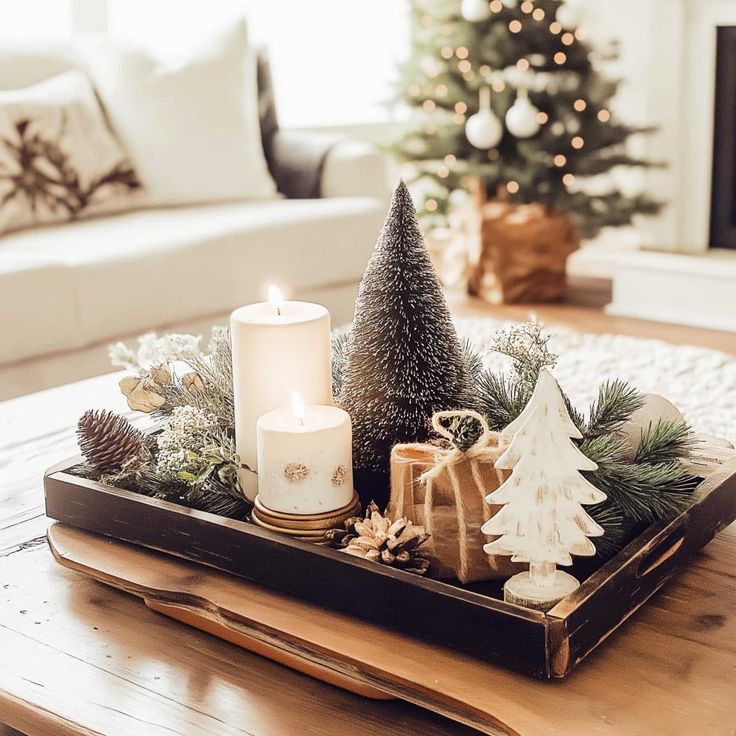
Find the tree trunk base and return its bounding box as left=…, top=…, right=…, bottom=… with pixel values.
left=466, top=199, right=580, bottom=305
left=503, top=570, right=580, bottom=612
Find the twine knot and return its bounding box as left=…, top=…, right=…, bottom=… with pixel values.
left=420, top=410, right=499, bottom=484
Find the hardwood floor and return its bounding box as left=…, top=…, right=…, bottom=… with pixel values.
left=449, top=276, right=736, bottom=356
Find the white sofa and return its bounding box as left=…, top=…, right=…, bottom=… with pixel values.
left=0, top=41, right=389, bottom=400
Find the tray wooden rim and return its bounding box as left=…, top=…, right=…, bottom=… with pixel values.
left=44, top=455, right=736, bottom=678
left=45, top=462, right=544, bottom=623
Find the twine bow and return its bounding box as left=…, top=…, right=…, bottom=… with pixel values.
left=419, top=410, right=499, bottom=484
left=397, top=409, right=503, bottom=583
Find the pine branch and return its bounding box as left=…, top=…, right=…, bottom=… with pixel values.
left=461, top=338, right=484, bottom=384
left=634, top=420, right=695, bottom=465
left=591, top=462, right=698, bottom=524
left=580, top=432, right=698, bottom=526
left=181, top=476, right=250, bottom=520
left=586, top=379, right=644, bottom=437
left=587, top=502, right=626, bottom=559
left=562, top=391, right=586, bottom=434
left=476, top=370, right=532, bottom=430
left=580, top=432, right=629, bottom=467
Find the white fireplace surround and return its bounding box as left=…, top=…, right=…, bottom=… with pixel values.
left=674, top=0, right=736, bottom=254
left=599, top=0, right=736, bottom=331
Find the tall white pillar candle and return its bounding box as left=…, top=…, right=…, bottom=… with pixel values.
left=231, top=289, right=333, bottom=501
left=257, top=394, right=354, bottom=514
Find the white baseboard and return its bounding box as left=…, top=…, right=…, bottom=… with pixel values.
left=607, top=248, right=736, bottom=332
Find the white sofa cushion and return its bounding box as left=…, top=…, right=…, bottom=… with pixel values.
left=0, top=40, right=78, bottom=92
left=0, top=198, right=385, bottom=365
left=77, top=20, right=277, bottom=207
left=0, top=71, right=143, bottom=235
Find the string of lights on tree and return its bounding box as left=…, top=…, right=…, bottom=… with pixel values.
left=391, top=0, right=662, bottom=238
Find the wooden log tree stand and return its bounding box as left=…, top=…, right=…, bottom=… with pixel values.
left=462, top=183, right=580, bottom=304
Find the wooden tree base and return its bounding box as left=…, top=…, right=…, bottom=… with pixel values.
left=251, top=492, right=361, bottom=543
left=504, top=570, right=580, bottom=612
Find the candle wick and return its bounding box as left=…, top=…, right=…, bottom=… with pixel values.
left=297, top=416, right=304, bottom=426
left=276, top=306, right=281, bottom=316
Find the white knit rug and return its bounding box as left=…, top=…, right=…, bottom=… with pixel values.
left=455, top=317, right=736, bottom=442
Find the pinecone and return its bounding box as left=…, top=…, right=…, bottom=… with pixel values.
left=439, top=413, right=484, bottom=452
left=77, top=409, right=145, bottom=475
left=325, top=502, right=431, bottom=576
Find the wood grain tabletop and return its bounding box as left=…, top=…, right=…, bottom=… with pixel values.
left=1, top=370, right=735, bottom=736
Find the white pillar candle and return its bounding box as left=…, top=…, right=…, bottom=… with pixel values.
left=231, top=288, right=333, bottom=501
left=257, top=394, right=354, bottom=514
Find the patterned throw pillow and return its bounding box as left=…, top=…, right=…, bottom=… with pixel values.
left=0, top=70, right=142, bottom=235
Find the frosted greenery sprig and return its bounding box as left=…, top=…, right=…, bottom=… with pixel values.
left=487, top=320, right=557, bottom=386
left=109, top=332, right=203, bottom=373
left=72, top=326, right=248, bottom=518
left=157, top=405, right=218, bottom=452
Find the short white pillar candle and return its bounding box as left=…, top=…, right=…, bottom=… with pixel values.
left=257, top=394, right=354, bottom=515
left=231, top=287, right=333, bottom=501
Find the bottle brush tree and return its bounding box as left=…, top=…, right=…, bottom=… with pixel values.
left=338, top=180, right=477, bottom=508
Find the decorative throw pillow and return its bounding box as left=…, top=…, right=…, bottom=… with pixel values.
left=77, top=20, right=277, bottom=207
left=0, top=71, right=142, bottom=235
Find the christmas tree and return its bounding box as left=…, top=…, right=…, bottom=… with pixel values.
left=392, top=0, right=662, bottom=237
left=482, top=368, right=605, bottom=607
left=338, top=180, right=477, bottom=508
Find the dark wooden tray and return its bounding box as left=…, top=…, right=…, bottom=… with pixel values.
left=43, top=454, right=736, bottom=679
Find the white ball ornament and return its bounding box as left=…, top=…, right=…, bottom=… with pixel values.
left=465, top=87, right=503, bottom=149
left=505, top=89, right=540, bottom=138
left=556, top=1, right=582, bottom=29
left=461, top=0, right=492, bottom=22
left=448, top=188, right=471, bottom=208
left=420, top=54, right=444, bottom=78
left=466, top=111, right=503, bottom=149
left=550, top=121, right=566, bottom=136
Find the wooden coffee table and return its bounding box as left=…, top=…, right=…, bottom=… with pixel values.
left=1, top=371, right=736, bottom=736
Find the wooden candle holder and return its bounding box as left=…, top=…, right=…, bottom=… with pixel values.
left=251, top=491, right=361, bottom=543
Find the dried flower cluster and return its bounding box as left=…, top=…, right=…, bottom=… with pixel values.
left=157, top=406, right=218, bottom=452
left=109, top=333, right=203, bottom=373
left=284, top=462, right=310, bottom=484
left=155, top=406, right=221, bottom=484
left=488, top=319, right=557, bottom=385
left=331, top=465, right=347, bottom=486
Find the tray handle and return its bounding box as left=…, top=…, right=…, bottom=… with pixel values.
left=634, top=530, right=687, bottom=581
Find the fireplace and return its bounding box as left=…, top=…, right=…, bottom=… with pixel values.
left=606, top=2, right=736, bottom=333
left=710, top=26, right=736, bottom=249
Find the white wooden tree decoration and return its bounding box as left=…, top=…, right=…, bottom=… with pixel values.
left=481, top=368, right=607, bottom=611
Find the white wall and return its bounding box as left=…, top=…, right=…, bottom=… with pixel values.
left=580, top=0, right=686, bottom=251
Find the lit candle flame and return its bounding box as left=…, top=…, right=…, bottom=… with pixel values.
left=268, top=285, right=284, bottom=316
left=291, top=391, right=305, bottom=426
